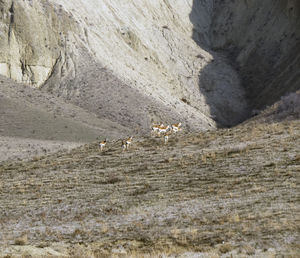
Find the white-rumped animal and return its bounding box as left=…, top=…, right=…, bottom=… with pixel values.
left=151, top=123, right=164, bottom=135
left=158, top=125, right=170, bottom=135
left=164, top=131, right=172, bottom=144
left=121, top=140, right=127, bottom=152
left=99, top=139, right=107, bottom=152
left=125, top=136, right=133, bottom=150
left=171, top=122, right=182, bottom=134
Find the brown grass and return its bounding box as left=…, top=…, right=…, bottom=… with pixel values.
left=0, top=120, right=299, bottom=256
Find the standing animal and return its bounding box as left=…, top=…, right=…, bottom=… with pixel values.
left=121, top=140, right=127, bottom=152
left=171, top=122, right=182, bottom=134
left=126, top=136, right=133, bottom=149
left=99, top=139, right=107, bottom=152
left=123, top=136, right=133, bottom=150
left=158, top=125, right=170, bottom=136
left=163, top=131, right=172, bottom=144
left=151, top=123, right=164, bottom=136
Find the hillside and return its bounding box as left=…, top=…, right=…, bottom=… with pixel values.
left=0, top=118, right=299, bottom=257
left=0, top=75, right=130, bottom=162
left=0, top=0, right=299, bottom=256
left=0, top=0, right=298, bottom=135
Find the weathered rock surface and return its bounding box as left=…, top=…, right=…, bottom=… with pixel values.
left=1, top=0, right=299, bottom=130
left=0, top=0, right=299, bottom=155
left=204, top=0, right=300, bottom=110
left=0, top=0, right=74, bottom=86
left=0, top=1, right=299, bottom=255
left=0, top=0, right=239, bottom=130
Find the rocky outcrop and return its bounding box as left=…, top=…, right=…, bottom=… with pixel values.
left=0, top=0, right=77, bottom=87
left=0, top=0, right=248, bottom=130
left=0, top=0, right=298, bottom=131
left=204, top=0, right=300, bottom=110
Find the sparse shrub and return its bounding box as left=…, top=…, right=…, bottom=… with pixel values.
left=210, top=151, right=216, bottom=161
left=69, top=243, right=95, bottom=258
left=36, top=242, right=49, bottom=248
left=14, top=234, right=28, bottom=246
left=181, top=98, right=191, bottom=105
left=103, top=175, right=123, bottom=184
left=243, top=244, right=255, bottom=255
left=130, top=183, right=152, bottom=196
left=223, top=143, right=248, bottom=155
left=219, top=243, right=233, bottom=254
left=72, top=228, right=83, bottom=238
left=201, top=153, right=207, bottom=163
left=3, top=255, right=12, bottom=258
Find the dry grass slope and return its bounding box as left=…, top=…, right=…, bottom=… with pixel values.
left=0, top=120, right=299, bottom=257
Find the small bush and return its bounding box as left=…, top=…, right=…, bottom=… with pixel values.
left=219, top=243, right=233, bottom=254
left=14, top=234, right=28, bottom=246
left=103, top=175, right=123, bottom=184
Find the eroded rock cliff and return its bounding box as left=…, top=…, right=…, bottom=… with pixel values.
left=207, top=0, right=300, bottom=109
left=0, top=0, right=77, bottom=86
left=0, top=0, right=299, bottom=131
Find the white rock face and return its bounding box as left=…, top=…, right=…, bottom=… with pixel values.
left=2, top=0, right=298, bottom=131
left=0, top=0, right=72, bottom=86
left=48, top=0, right=234, bottom=128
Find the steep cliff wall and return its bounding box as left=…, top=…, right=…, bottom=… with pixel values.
left=0, top=0, right=249, bottom=130
left=206, top=0, right=300, bottom=109
left=0, top=0, right=77, bottom=87
left=0, top=0, right=298, bottom=131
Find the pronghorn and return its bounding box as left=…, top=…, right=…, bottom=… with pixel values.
left=158, top=125, right=170, bottom=136
left=123, top=136, right=133, bottom=150
left=163, top=130, right=172, bottom=144
left=99, top=139, right=107, bottom=152
left=121, top=140, right=127, bottom=152
left=151, top=123, right=164, bottom=136
left=171, top=122, right=182, bottom=134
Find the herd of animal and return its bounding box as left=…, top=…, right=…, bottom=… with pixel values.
left=98, top=122, right=182, bottom=152
left=151, top=122, right=182, bottom=144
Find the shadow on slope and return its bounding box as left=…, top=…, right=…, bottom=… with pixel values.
left=189, top=1, right=249, bottom=128
left=0, top=75, right=130, bottom=142
left=41, top=49, right=192, bottom=133
left=245, top=90, right=300, bottom=125
left=190, top=0, right=300, bottom=124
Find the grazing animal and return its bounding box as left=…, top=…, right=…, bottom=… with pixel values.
left=99, top=139, right=107, bottom=152
left=171, top=122, right=182, bottom=134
